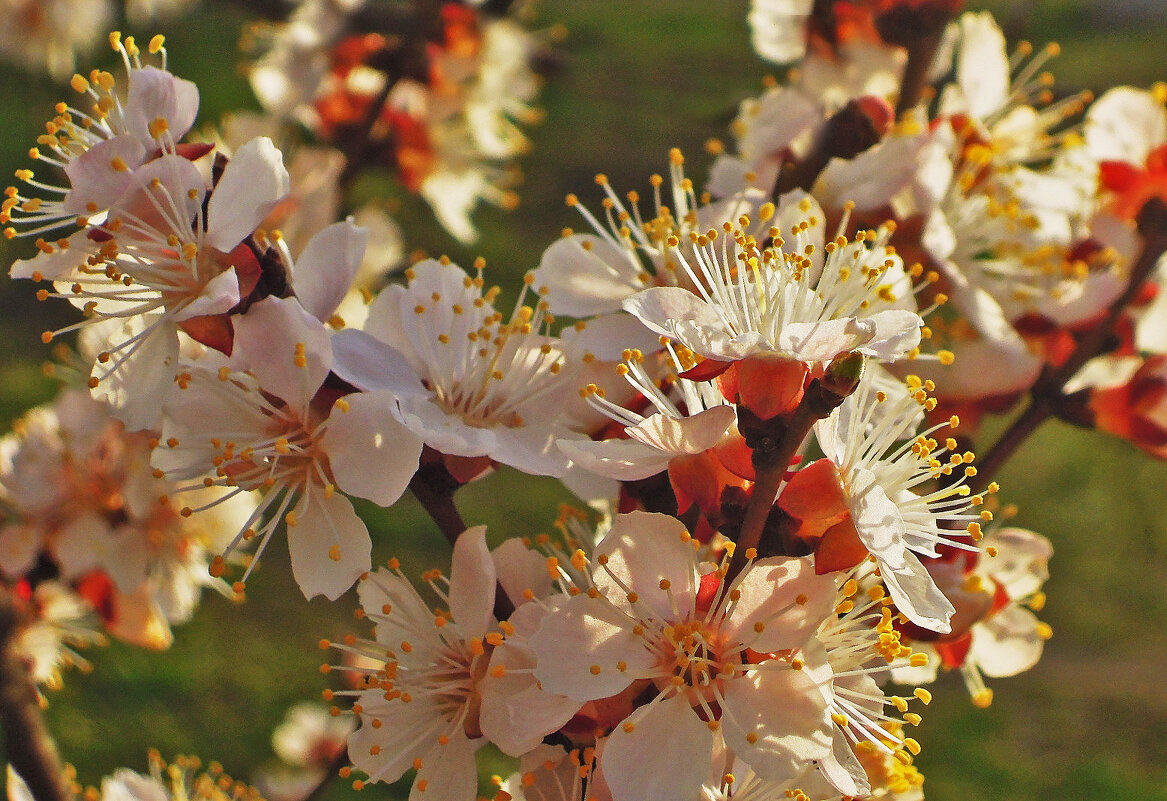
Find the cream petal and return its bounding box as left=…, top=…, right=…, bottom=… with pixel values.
left=205, top=137, right=290, bottom=252
left=594, top=511, right=698, bottom=620
left=880, top=550, right=954, bottom=634
left=955, top=12, right=1010, bottom=120
left=533, top=234, right=643, bottom=317
left=409, top=734, right=480, bottom=801
left=970, top=605, right=1044, bottom=678
left=322, top=390, right=422, bottom=506
left=231, top=296, right=331, bottom=413
left=329, top=329, right=427, bottom=397
left=479, top=641, right=580, bottom=756
left=62, top=136, right=147, bottom=214
left=492, top=538, right=553, bottom=610
left=625, top=405, right=735, bottom=456
left=170, top=266, right=239, bottom=322
left=557, top=437, right=673, bottom=481
left=286, top=490, right=371, bottom=601
left=724, top=556, right=837, bottom=652
left=449, top=525, right=495, bottom=639
left=621, top=286, right=724, bottom=338
left=1085, top=86, right=1167, bottom=165
left=292, top=219, right=368, bottom=322
left=529, top=593, right=654, bottom=701
left=126, top=65, right=200, bottom=145
left=602, top=694, right=712, bottom=801
left=720, top=665, right=833, bottom=782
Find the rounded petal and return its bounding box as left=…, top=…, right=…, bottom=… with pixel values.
left=62, top=136, right=147, bottom=214
left=556, top=437, right=672, bottom=481
left=725, top=556, right=838, bottom=652
left=410, top=733, right=479, bottom=801
left=322, top=390, right=422, bottom=505
left=231, top=296, right=331, bottom=412
left=292, top=219, right=368, bottom=322
left=533, top=234, right=643, bottom=317
left=287, top=490, right=371, bottom=601
left=602, top=694, right=712, bottom=801
left=492, top=537, right=553, bottom=610
left=594, top=511, right=697, bottom=620
left=625, top=405, right=735, bottom=456
left=720, top=665, right=833, bottom=782
left=621, top=286, right=724, bottom=338
left=206, top=137, right=291, bottom=252
left=329, top=329, right=427, bottom=398
left=529, top=594, right=654, bottom=701
left=970, top=605, right=1045, bottom=678
left=881, top=550, right=955, bottom=634
left=479, top=642, right=580, bottom=756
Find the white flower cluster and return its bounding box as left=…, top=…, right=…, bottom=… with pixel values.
left=11, top=2, right=1167, bottom=800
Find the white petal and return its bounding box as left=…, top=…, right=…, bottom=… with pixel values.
left=880, top=550, right=954, bottom=634
left=970, top=605, right=1045, bottom=678
left=231, top=296, right=331, bottom=412
left=720, top=666, right=833, bottom=782
left=594, top=511, right=697, bottom=620
left=329, top=329, right=427, bottom=397
left=1086, top=86, right=1167, bottom=165
left=292, top=219, right=368, bottom=322
left=625, top=405, right=735, bottom=456
left=621, top=286, right=724, bottom=337
left=955, top=12, right=1010, bottom=120
left=778, top=317, right=873, bottom=362
left=449, top=525, right=495, bottom=639
left=533, top=234, right=643, bottom=317
left=410, top=733, right=480, bottom=801
left=725, top=556, right=837, bottom=652
left=322, top=390, right=422, bottom=505
left=126, top=66, right=200, bottom=145
left=90, top=316, right=179, bottom=432
left=492, top=538, right=552, bottom=609
left=62, top=136, right=147, bottom=214
left=529, top=594, right=653, bottom=701
left=556, top=437, right=672, bottom=481
left=171, top=266, right=240, bottom=321
left=479, top=642, right=580, bottom=756
left=287, top=490, right=372, bottom=601
left=602, top=695, right=712, bottom=801
left=848, top=468, right=907, bottom=568
left=205, top=137, right=291, bottom=252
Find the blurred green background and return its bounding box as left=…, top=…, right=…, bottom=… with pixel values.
left=1, top=1, right=1166, bottom=799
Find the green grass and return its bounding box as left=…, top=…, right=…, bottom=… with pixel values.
left=1, top=1, right=1165, bottom=799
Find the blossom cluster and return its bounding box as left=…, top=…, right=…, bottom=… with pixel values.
left=1, top=2, right=1165, bottom=801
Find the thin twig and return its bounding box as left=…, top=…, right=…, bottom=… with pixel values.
left=0, top=591, right=69, bottom=801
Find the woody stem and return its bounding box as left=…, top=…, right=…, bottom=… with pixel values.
left=0, top=590, right=69, bottom=801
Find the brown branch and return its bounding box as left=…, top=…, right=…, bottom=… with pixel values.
left=727, top=367, right=858, bottom=580
left=0, top=591, right=69, bottom=801
left=407, top=459, right=515, bottom=620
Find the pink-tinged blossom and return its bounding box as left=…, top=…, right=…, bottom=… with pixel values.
left=527, top=511, right=839, bottom=801
left=3, top=33, right=199, bottom=242
left=333, top=257, right=584, bottom=477
left=153, top=296, right=422, bottom=600
left=330, top=527, right=578, bottom=799
left=892, top=526, right=1052, bottom=707
left=12, top=136, right=291, bottom=430
left=532, top=149, right=771, bottom=319
left=807, top=375, right=994, bottom=633
left=622, top=193, right=923, bottom=365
